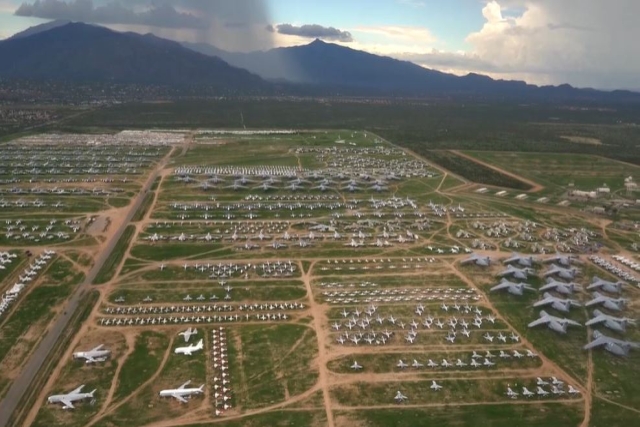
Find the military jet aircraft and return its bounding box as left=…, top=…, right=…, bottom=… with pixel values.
left=497, top=265, right=536, bottom=280
left=159, top=381, right=204, bottom=403
left=583, top=330, right=640, bottom=356
left=543, top=254, right=579, bottom=267
left=585, top=292, right=628, bottom=312
left=350, top=361, right=363, bottom=370
left=543, top=265, right=579, bottom=280
left=586, top=310, right=636, bottom=333
left=72, top=344, right=110, bottom=364
left=539, top=278, right=582, bottom=295
left=503, top=253, right=537, bottom=267
left=528, top=310, right=582, bottom=333
left=490, top=279, right=536, bottom=296
left=588, top=276, right=625, bottom=294
left=533, top=292, right=582, bottom=313
left=47, top=385, right=96, bottom=409
left=394, top=390, right=409, bottom=402
left=430, top=381, right=443, bottom=391
left=460, top=253, right=491, bottom=267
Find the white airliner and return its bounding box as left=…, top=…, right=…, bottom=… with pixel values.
left=175, top=339, right=204, bottom=356
left=73, top=344, right=110, bottom=364
left=159, top=380, right=205, bottom=403
left=47, top=385, right=96, bottom=409
left=179, top=327, right=198, bottom=342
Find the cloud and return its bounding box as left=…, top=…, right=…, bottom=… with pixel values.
left=273, top=23, right=353, bottom=42
left=15, top=0, right=209, bottom=29
left=460, top=0, right=640, bottom=89
left=14, top=0, right=277, bottom=51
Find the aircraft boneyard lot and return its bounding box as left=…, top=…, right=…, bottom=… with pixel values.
left=4, top=130, right=640, bottom=427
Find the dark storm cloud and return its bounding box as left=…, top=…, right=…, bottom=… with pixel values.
left=15, top=0, right=209, bottom=29
left=274, top=23, right=354, bottom=42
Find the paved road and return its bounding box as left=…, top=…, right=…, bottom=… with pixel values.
left=0, top=157, right=168, bottom=427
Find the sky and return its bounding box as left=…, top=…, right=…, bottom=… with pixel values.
left=1, top=0, right=639, bottom=90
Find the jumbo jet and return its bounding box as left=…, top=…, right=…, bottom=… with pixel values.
left=588, top=277, right=625, bottom=294
left=73, top=344, right=110, bottom=364
left=533, top=292, right=582, bottom=313
left=539, top=278, right=582, bottom=295
left=175, top=339, right=204, bottom=356
left=585, top=309, right=636, bottom=333
left=47, top=385, right=96, bottom=409
left=583, top=331, right=640, bottom=357
left=585, top=292, right=628, bottom=312
left=490, top=279, right=536, bottom=296
left=159, top=381, right=204, bottom=403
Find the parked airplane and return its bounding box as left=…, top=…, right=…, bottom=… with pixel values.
left=585, top=309, right=636, bottom=333
left=461, top=253, right=491, bottom=267
left=585, top=292, right=628, bottom=312
left=73, top=344, right=110, bottom=364
left=47, top=385, right=96, bottom=409
left=528, top=310, right=582, bottom=334
left=583, top=330, right=640, bottom=357
left=503, top=253, right=537, bottom=267
left=506, top=387, right=519, bottom=399
left=588, top=276, right=625, bottom=294
left=539, top=278, right=582, bottom=295
left=159, top=381, right=204, bottom=403
left=430, top=381, right=443, bottom=391
left=394, top=390, right=409, bottom=402
left=350, top=361, right=363, bottom=370
left=397, top=360, right=408, bottom=369
left=534, top=292, right=582, bottom=313
left=175, top=339, right=204, bottom=356
left=522, top=387, right=534, bottom=397
left=179, top=327, right=198, bottom=342
left=491, top=279, right=536, bottom=296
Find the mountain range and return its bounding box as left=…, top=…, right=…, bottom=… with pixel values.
left=1, top=21, right=638, bottom=101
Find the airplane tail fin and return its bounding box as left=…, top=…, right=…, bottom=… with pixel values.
left=199, top=384, right=205, bottom=392
left=89, top=389, right=97, bottom=397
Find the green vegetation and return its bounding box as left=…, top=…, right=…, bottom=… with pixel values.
left=131, top=192, right=154, bottom=222
left=114, top=331, right=169, bottom=401
left=425, top=150, right=532, bottom=190
left=94, top=225, right=135, bottom=284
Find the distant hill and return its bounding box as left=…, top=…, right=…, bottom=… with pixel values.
left=8, top=19, right=70, bottom=40
left=185, top=39, right=640, bottom=101
left=0, top=22, right=267, bottom=90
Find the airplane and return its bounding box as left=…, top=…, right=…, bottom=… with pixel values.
left=490, top=279, right=536, bottom=296
left=586, top=309, right=636, bottom=333
left=350, top=361, right=363, bottom=370
left=430, top=380, right=443, bottom=391
left=73, top=344, right=110, bottom=364
left=483, top=358, right=495, bottom=367
left=47, top=385, right=96, bottom=409
left=543, top=265, right=578, bottom=280
left=441, top=359, right=452, bottom=368
left=544, top=254, right=578, bottom=267
left=583, top=330, right=640, bottom=357
left=539, top=278, right=582, bottom=295
left=497, top=333, right=507, bottom=343
left=397, top=360, right=409, bottom=369
left=497, top=265, right=535, bottom=280
left=522, top=387, right=534, bottom=397
left=470, top=359, right=481, bottom=368
left=159, top=380, right=204, bottom=403
left=456, top=359, right=467, bottom=367
left=394, top=390, right=409, bottom=402
left=427, top=359, right=439, bottom=368
left=483, top=333, right=494, bottom=342
left=568, top=385, right=581, bottom=395
left=585, top=292, right=628, bottom=312
left=528, top=310, right=582, bottom=334
left=412, top=359, right=424, bottom=368
left=526, top=349, right=538, bottom=358
left=503, top=253, right=537, bottom=267
left=534, top=292, right=582, bottom=313
left=536, top=377, right=549, bottom=386
left=460, top=253, right=491, bottom=267
left=536, top=386, right=549, bottom=397
left=179, top=327, right=198, bottom=342
left=506, top=387, right=519, bottom=399
left=588, top=276, right=625, bottom=294
left=174, top=339, right=204, bottom=356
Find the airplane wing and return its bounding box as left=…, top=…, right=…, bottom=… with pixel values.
left=585, top=315, right=606, bottom=326
left=172, top=394, right=188, bottom=403
left=178, top=381, right=191, bottom=390
left=91, top=344, right=104, bottom=352
left=533, top=297, right=553, bottom=307
left=528, top=316, right=550, bottom=328
left=490, top=283, right=510, bottom=291
left=583, top=336, right=608, bottom=350
left=70, top=385, right=85, bottom=394
left=60, top=397, right=75, bottom=409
